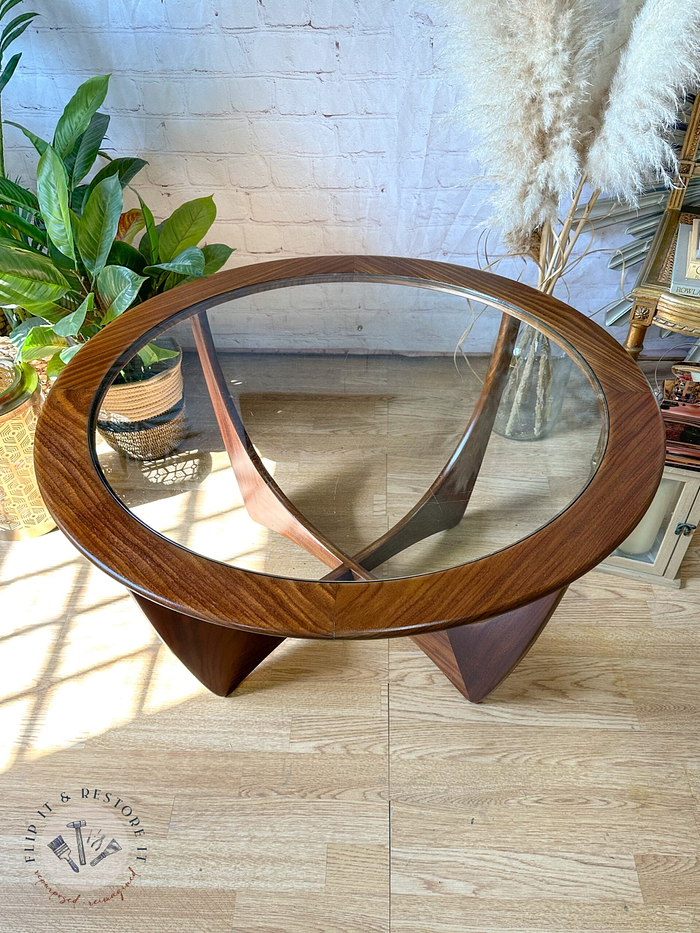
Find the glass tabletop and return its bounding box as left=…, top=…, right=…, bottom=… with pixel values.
left=93, top=277, right=606, bottom=581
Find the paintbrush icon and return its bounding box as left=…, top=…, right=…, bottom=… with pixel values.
left=46, top=835, right=80, bottom=873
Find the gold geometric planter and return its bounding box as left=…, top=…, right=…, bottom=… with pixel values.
left=0, top=357, right=56, bottom=540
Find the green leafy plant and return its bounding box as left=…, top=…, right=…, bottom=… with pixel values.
left=0, top=0, right=38, bottom=178
left=0, top=74, right=234, bottom=380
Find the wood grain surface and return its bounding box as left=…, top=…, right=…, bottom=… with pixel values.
left=411, top=587, right=565, bottom=702
left=33, top=256, right=665, bottom=639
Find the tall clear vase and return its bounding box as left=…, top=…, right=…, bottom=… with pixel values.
left=493, top=324, right=572, bottom=441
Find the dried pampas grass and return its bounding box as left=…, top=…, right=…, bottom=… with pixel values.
left=442, top=0, right=700, bottom=265
left=586, top=0, right=700, bottom=201
left=441, top=0, right=700, bottom=437
left=441, top=0, right=604, bottom=251
left=582, top=0, right=646, bottom=143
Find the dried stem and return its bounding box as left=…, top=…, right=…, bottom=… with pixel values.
left=545, top=188, right=601, bottom=294
left=546, top=174, right=588, bottom=283
left=534, top=176, right=602, bottom=296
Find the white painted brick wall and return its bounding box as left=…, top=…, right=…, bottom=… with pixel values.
left=2, top=0, right=679, bottom=353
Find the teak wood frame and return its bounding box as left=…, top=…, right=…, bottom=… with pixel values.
left=35, top=257, right=665, bottom=702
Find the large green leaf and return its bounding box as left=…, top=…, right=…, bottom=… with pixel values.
left=0, top=11, right=36, bottom=55
left=0, top=51, right=21, bottom=95
left=59, top=344, right=81, bottom=363
left=20, top=324, right=68, bottom=361
left=62, top=133, right=82, bottom=180
left=46, top=342, right=81, bottom=378
left=6, top=120, right=47, bottom=155
left=0, top=234, right=36, bottom=253
left=158, top=195, right=216, bottom=262
left=53, top=74, right=110, bottom=160
left=161, top=271, right=186, bottom=292
left=46, top=352, right=65, bottom=379
left=53, top=292, right=93, bottom=337
left=71, top=112, right=110, bottom=187
left=0, top=207, right=46, bottom=246
left=0, top=195, right=40, bottom=217
left=86, top=157, right=147, bottom=200
left=70, top=184, right=89, bottom=215
left=166, top=244, right=233, bottom=288
left=107, top=239, right=146, bottom=274
left=0, top=0, right=23, bottom=22
left=8, top=314, right=47, bottom=348
left=1, top=10, right=36, bottom=42
left=0, top=177, right=39, bottom=213
left=36, top=145, right=75, bottom=260
left=144, top=246, right=205, bottom=278
left=202, top=243, right=234, bottom=276
left=46, top=239, right=80, bottom=278
left=137, top=342, right=179, bottom=368
left=96, top=264, right=146, bottom=323
left=137, top=195, right=159, bottom=264
left=76, top=174, right=122, bottom=279
left=0, top=243, right=69, bottom=312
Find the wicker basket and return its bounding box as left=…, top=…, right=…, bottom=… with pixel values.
left=97, top=354, right=186, bottom=461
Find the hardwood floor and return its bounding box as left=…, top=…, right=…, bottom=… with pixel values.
left=1, top=529, right=699, bottom=931
left=1, top=352, right=697, bottom=931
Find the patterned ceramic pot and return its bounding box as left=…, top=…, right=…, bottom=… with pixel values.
left=0, top=357, right=56, bottom=540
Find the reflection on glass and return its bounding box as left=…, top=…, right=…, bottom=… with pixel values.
left=94, top=280, right=606, bottom=581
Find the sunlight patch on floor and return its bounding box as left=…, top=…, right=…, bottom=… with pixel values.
left=127, top=450, right=275, bottom=571
left=143, top=642, right=208, bottom=713
left=0, top=622, right=60, bottom=697
left=0, top=696, right=33, bottom=772
left=24, top=653, right=152, bottom=760
left=0, top=450, right=277, bottom=772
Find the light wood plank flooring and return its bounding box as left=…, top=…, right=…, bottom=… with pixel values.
left=1, top=353, right=699, bottom=931
left=2, top=532, right=700, bottom=931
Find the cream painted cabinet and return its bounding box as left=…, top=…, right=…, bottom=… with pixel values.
left=599, top=465, right=700, bottom=587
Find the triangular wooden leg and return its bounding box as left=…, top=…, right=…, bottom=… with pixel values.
left=411, top=587, right=567, bottom=702
left=132, top=593, right=285, bottom=697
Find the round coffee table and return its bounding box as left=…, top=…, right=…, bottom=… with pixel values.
left=35, top=257, right=664, bottom=702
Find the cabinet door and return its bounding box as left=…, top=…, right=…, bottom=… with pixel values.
left=662, top=485, right=700, bottom=581
left=605, top=475, right=699, bottom=579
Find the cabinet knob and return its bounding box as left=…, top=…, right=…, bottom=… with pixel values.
left=674, top=522, right=697, bottom=536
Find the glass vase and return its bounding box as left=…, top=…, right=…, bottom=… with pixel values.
left=493, top=324, right=573, bottom=441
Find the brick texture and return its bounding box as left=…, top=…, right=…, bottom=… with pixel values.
left=1, top=0, right=671, bottom=351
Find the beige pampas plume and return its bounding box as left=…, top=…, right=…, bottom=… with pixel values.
left=586, top=0, right=700, bottom=201
left=439, top=0, right=604, bottom=251
left=582, top=0, right=646, bottom=142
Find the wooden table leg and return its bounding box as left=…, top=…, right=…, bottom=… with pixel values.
left=154, top=310, right=554, bottom=701
left=323, top=313, right=522, bottom=579
left=411, top=587, right=567, bottom=702
left=133, top=593, right=285, bottom=697
left=190, top=312, right=372, bottom=581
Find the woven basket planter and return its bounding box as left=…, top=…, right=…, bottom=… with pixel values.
left=97, top=353, right=186, bottom=461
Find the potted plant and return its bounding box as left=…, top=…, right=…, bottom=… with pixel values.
left=0, top=74, right=234, bottom=459
left=0, top=0, right=37, bottom=339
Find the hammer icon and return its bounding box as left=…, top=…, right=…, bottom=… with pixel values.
left=66, top=820, right=87, bottom=866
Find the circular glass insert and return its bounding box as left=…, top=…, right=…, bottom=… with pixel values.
left=93, top=277, right=606, bottom=581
